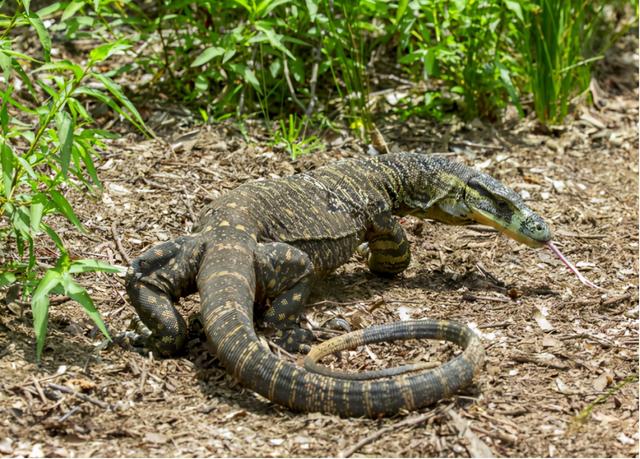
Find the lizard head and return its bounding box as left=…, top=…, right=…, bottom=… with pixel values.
left=398, top=157, right=552, bottom=248
left=425, top=168, right=552, bottom=248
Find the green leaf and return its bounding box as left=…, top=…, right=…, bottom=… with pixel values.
left=61, top=273, right=110, bottom=341
left=56, top=111, right=74, bottom=177
left=497, top=62, right=523, bottom=117
left=222, top=48, right=236, bottom=64
left=256, top=0, right=290, bottom=17
left=23, top=0, right=31, bottom=13
left=0, top=52, right=11, bottom=82
left=69, top=259, right=123, bottom=274
left=49, top=190, right=84, bottom=231
left=231, top=0, right=251, bottom=13
left=27, top=12, right=51, bottom=61
left=229, top=64, right=261, bottom=92
left=89, top=40, right=130, bottom=64
left=14, top=154, right=37, bottom=180
left=31, top=269, right=62, bottom=360
left=61, top=0, right=84, bottom=21
left=504, top=0, right=524, bottom=22
left=0, top=272, right=16, bottom=288
left=1, top=143, right=13, bottom=197
left=91, top=73, right=147, bottom=134
left=37, top=2, right=64, bottom=18
left=306, top=0, right=317, bottom=20
left=255, top=23, right=294, bottom=59
left=0, top=85, right=9, bottom=131
left=41, top=222, right=67, bottom=253
left=191, top=46, right=226, bottom=67
left=38, top=61, right=84, bottom=81
left=395, top=0, right=408, bottom=24
left=29, top=195, right=45, bottom=234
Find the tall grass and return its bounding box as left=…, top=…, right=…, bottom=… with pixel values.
left=517, top=0, right=604, bottom=124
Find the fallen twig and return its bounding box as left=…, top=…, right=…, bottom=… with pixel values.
left=450, top=140, right=503, bottom=150
left=559, top=333, right=615, bottom=349
left=478, top=321, right=512, bottom=329
left=469, top=424, right=518, bottom=445
left=510, top=352, right=570, bottom=370
left=59, top=405, right=81, bottom=422
left=111, top=222, right=131, bottom=265
left=339, top=407, right=445, bottom=458
left=600, top=293, right=633, bottom=308
left=463, top=293, right=510, bottom=303
left=47, top=383, right=110, bottom=410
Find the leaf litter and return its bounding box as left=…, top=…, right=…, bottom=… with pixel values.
left=0, top=35, right=638, bottom=459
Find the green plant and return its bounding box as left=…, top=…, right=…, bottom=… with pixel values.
left=514, top=0, right=603, bottom=124
left=273, top=114, right=323, bottom=159
left=0, top=0, right=147, bottom=359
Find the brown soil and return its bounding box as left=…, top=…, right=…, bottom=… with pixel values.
left=1, top=39, right=638, bottom=458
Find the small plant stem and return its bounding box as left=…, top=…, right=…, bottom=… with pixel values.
left=5, top=64, right=90, bottom=205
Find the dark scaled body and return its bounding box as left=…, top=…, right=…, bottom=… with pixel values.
left=126, top=153, right=550, bottom=416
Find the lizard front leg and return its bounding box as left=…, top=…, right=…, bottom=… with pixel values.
left=125, top=235, right=205, bottom=355
left=254, top=242, right=316, bottom=353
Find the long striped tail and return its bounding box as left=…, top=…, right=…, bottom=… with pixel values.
left=198, top=229, right=484, bottom=417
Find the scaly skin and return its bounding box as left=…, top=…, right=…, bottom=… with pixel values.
left=125, top=153, right=551, bottom=417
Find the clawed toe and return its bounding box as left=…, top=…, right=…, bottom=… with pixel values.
left=274, top=327, right=316, bottom=353
left=322, top=317, right=352, bottom=333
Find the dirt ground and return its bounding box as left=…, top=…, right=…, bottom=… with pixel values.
left=1, top=36, right=638, bottom=458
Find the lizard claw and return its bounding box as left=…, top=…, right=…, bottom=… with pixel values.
left=322, top=317, right=352, bottom=333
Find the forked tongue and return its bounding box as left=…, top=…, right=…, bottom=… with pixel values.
left=546, top=241, right=601, bottom=289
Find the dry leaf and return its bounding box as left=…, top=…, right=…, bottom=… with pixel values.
left=554, top=377, right=571, bottom=394
left=542, top=335, right=562, bottom=347
left=593, top=373, right=613, bottom=392
left=534, top=308, right=554, bottom=331
left=144, top=432, right=168, bottom=444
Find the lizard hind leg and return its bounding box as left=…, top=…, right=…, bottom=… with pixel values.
left=125, top=235, right=205, bottom=356
left=255, top=242, right=316, bottom=353
left=366, top=214, right=411, bottom=276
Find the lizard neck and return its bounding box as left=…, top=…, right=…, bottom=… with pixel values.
left=375, top=153, right=473, bottom=219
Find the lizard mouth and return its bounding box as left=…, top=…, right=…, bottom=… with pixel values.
left=469, top=209, right=549, bottom=248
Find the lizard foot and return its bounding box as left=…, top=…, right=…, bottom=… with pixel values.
left=273, top=327, right=315, bottom=354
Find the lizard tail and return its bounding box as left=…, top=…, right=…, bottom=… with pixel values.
left=198, top=229, right=484, bottom=417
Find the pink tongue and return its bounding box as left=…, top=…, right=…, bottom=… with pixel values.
left=546, top=241, right=601, bottom=289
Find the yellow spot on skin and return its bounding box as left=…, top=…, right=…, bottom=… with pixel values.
left=226, top=202, right=238, bottom=208
left=278, top=313, right=286, bottom=321
left=219, top=220, right=230, bottom=227
left=204, top=225, right=213, bottom=232
left=267, top=279, right=277, bottom=289
left=292, top=293, right=302, bottom=302
left=279, top=234, right=287, bottom=240
left=235, top=224, right=246, bottom=231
